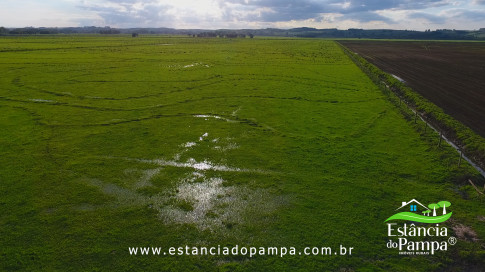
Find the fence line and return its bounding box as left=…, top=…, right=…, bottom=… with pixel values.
left=339, top=43, right=485, bottom=178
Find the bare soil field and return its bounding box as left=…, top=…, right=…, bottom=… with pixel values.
left=339, top=40, right=485, bottom=137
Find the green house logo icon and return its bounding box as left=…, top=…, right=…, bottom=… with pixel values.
left=385, top=199, right=452, bottom=223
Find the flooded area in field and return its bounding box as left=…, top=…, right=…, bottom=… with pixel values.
left=162, top=174, right=227, bottom=223
left=157, top=171, right=280, bottom=230
left=136, top=157, right=266, bottom=174
left=84, top=159, right=276, bottom=231
left=85, top=128, right=279, bottom=231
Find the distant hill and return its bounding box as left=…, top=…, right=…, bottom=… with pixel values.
left=1, top=26, right=484, bottom=40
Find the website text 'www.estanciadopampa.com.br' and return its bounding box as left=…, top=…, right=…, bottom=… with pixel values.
left=129, top=245, right=354, bottom=258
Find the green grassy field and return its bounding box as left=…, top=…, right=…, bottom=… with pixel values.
left=1, top=35, right=484, bottom=271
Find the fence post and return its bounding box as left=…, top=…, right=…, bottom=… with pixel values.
left=414, top=111, right=418, bottom=124
left=438, top=131, right=443, bottom=147
left=458, top=150, right=463, bottom=168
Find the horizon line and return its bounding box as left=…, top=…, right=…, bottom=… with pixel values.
left=2, top=26, right=484, bottom=32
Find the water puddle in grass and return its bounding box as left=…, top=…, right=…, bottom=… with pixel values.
left=199, top=132, right=209, bottom=141
left=183, top=142, right=197, bottom=148
left=87, top=178, right=152, bottom=206
left=231, top=107, right=241, bottom=117
left=137, top=132, right=262, bottom=173
left=29, top=98, right=56, bottom=103
left=158, top=173, right=228, bottom=227
left=183, top=62, right=211, bottom=68
left=175, top=132, right=238, bottom=160
left=134, top=168, right=162, bottom=189
left=174, top=133, right=207, bottom=160
left=392, top=74, right=405, bottom=83
left=137, top=157, right=266, bottom=173
left=214, top=142, right=239, bottom=152
left=194, top=114, right=237, bottom=123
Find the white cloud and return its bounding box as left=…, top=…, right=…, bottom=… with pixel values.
left=0, top=0, right=99, bottom=27
left=1, top=0, right=484, bottom=30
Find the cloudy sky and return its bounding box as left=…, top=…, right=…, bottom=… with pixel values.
left=1, top=0, right=484, bottom=30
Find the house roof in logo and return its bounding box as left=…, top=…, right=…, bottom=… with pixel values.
left=396, top=199, right=428, bottom=211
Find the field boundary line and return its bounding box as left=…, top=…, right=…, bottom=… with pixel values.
left=337, top=41, right=485, bottom=178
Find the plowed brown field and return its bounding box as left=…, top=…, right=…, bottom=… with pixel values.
left=339, top=40, right=485, bottom=137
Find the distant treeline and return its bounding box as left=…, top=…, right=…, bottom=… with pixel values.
left=1, top=26, right=484, bottom=40
left=0, top=26, right=254, bottom=38
left=193, top=32, right=253, bottom=38
left=286, top=27, right=485, bottom=40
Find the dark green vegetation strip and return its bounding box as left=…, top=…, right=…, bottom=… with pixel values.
left=0, top=36, right=484, bottom=271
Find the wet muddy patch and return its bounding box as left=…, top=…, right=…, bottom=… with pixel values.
left=183, top=142, right=197, bottom=148
left=194, top=114, right=237, bottom=123
left=83, top=130, right=280, bottom=233
left=157, top=171, right=280, bottom=231
left=183, top=62, right=211, bottom=68
left=29, top=98, right=56, bottom=103
left=133, top=168, right=162, bottom=189
left=165, top=62, right=211, bottom=69
left=82, top=168, right=279, bottom=232
left=137, top=157, right=269, bottom=175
